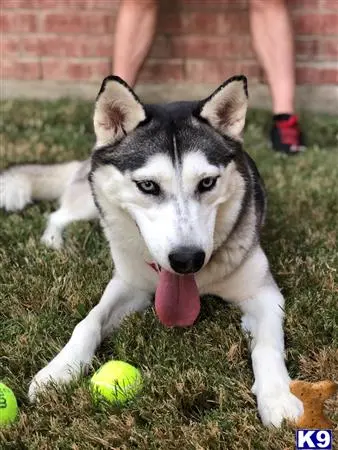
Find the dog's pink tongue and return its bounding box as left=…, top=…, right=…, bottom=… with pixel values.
left=155, top=269, right=200, bottom=327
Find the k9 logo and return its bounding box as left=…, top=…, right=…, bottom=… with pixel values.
left=296, top=430, right=332, bottom=450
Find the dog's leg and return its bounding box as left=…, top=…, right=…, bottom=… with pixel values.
left=28, top=276, right=152, bottom=401
left=41, top=179, right=98, bottom=249
left=240, top=278, right=303, bottom=427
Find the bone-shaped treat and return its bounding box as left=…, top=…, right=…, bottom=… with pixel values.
left=290, top=379, right=337, bottom=429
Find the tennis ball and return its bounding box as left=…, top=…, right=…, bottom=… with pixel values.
left=90, top=361, right=142, bottom=404
left=0, top=383, right=18, bottom=427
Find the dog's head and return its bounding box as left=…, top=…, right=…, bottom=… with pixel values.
left=90, top=75, right=248, bottom=275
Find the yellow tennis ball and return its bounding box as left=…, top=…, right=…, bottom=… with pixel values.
left=0, top=383, right=18, bottom=427
left=90, top=361, right=142, bottom=404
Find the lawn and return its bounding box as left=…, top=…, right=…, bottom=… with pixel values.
left=1, top=99, right=337, bottom=449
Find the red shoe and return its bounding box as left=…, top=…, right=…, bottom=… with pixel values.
left=270, top=114, right=306, bottom=154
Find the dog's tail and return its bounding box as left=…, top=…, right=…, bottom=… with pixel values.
left=0, top=161, right=83, bottom=211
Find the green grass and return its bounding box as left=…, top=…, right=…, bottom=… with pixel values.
left=1, top=100, right=337, bottom=449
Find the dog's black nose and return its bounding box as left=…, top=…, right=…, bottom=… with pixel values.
left=169, top=246, right=205, bottom=274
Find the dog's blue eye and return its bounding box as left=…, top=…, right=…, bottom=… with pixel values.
left=198, top=176, right=218, bottom=193
left=136, top=180, right=161, bottom=196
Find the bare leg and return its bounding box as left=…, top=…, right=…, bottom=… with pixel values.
left=113, top=0, right=158, bottom=87
left=249, top=0, right=295, bottom=114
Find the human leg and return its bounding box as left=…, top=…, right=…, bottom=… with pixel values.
left=113, top=0, right=158, bottom=87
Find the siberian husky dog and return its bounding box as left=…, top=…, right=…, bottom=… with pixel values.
left=0, top=75, right=303, bottom=426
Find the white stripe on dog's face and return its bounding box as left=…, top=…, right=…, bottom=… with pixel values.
left=98, top=146, right=236, bottom=272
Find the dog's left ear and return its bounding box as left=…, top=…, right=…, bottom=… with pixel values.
left=197, top=75, right=248, bottom=140
left=94, top=75, right=146, bottom=147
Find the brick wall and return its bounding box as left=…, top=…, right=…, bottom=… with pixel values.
left=1, top=0, right=338, bottom=85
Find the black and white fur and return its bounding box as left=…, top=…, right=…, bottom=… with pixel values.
left=0, top=75, right=303, bottom=427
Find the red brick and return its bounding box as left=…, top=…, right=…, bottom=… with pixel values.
left=0, top=12, right=37, bottom=32
left=4, top=0, right=56, bottom=7
left=3, top=0, right=114, bottom=8
left=22, top=35, right=113, bottom=57
left=52, top=0, right=100, bottom=8
left=1, top=1, right=337, bottom=88
left=184, top=12, right=223, bottom=34
left=296, top=65, right=338, bottom=83
left=171, top=35, right=253, bottom=59
left=180, top=0, right=248, bottom=10
left=294, top=13, right=338, bottom=35
left=0, top=58, right=41, bottom=80
left=61, top=0, right=119, bottom=10
left=159, top=12, right=220, bottom=34
left=85, top=0, right=119, bottom=10
left=149, top=35, right=172, bottom=59
left=185, top=59, right=260, bottom=83
left=295, top=39, right=320, bottom=60
left=1, top=36, right=20, bottom=57
left=320, top=38, right=338, bottom=59
left=41, top=12, right=112, bottom=34
left=216, top=11, right=250, bottom=35
left=1, top=0, right=25, bottom=6
left=41, top=58, right=110, bottom=80
left=291, top=0, right=319, bottom=11
left=139, top=59, right=184, bottom=83
left=319, top=13, right=338, bottom=34
left=321, top=0, right=338, bottom=10
left=158, top=13, right=183, bottom=34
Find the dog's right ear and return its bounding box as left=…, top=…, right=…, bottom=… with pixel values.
left=93, top=76, right=147, bottom=147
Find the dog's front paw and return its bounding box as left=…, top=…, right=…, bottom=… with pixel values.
left=41, top=228, right=64, bottom=249
left=28, top=357, right=82, bottom=402
left=257, top=389, right=303, bottom=427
